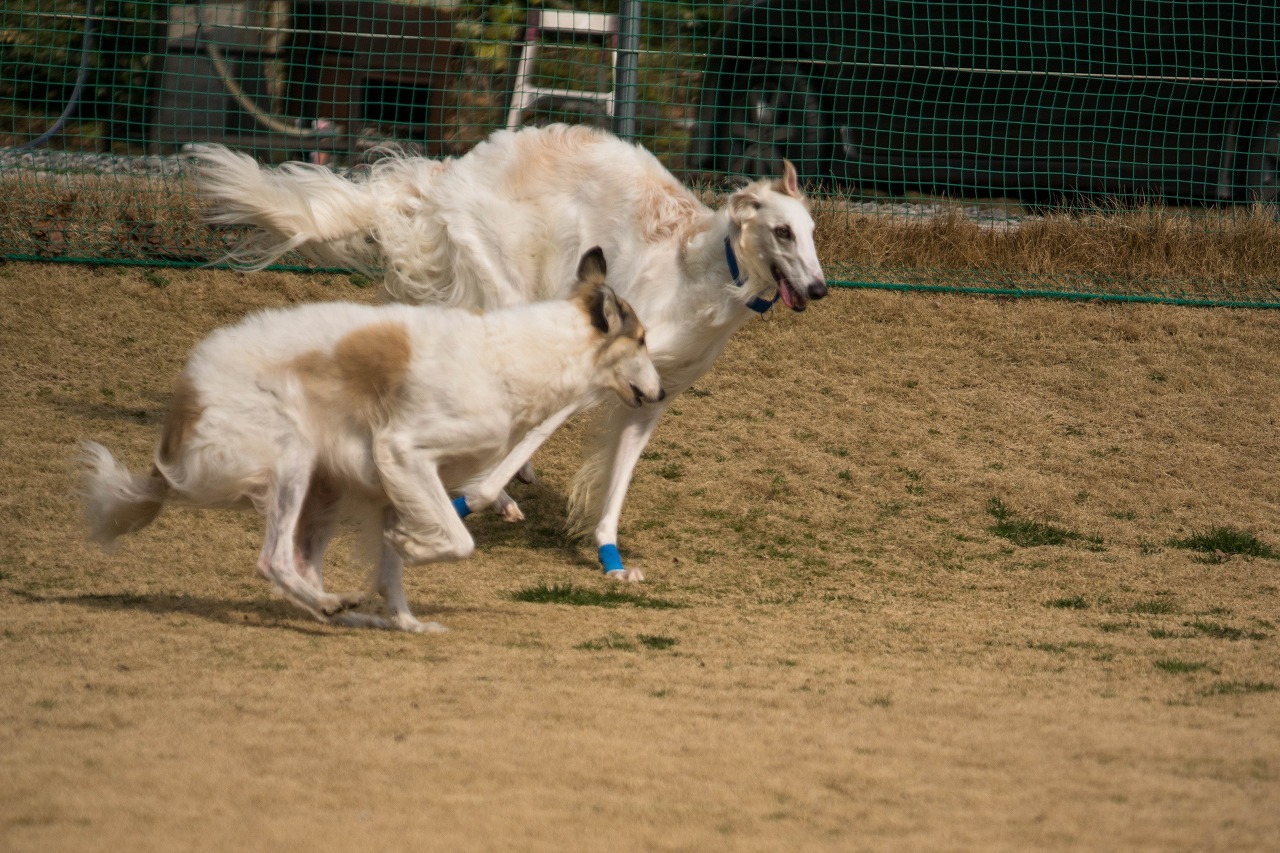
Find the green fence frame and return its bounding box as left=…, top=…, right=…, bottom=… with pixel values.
left=3, top=1, right=1280, bottom=306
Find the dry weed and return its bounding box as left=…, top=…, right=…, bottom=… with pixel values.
left=0, top=263, right=1277, bottom=850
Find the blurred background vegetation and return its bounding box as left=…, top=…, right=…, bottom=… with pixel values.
left=0, top=0, right=726, bottom=158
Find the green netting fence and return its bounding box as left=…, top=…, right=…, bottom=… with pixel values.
left=4, top=1, right=1280, bottom=305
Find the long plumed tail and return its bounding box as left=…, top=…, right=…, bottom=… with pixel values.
left=77, top=441, right=169, bottom=551
left=192, top=144, right=385, bottom=272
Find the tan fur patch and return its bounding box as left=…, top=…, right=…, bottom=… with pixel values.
left=637, top=177, right=703, bottom=244
left=292, top=322, right=412, bottom=424
left=157, top=372, right=203, bottom=465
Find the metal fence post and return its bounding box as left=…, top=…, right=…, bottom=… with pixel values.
left=613, top=0, right=641, bottom=140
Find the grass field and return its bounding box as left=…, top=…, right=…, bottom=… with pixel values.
left=1, top=261, right=1278, bottom=851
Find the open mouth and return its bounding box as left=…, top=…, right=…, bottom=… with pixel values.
left=773, top=266, right=806, bottom=312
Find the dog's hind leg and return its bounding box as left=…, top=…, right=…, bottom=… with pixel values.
left=295, top=473, right=342, bottom=589
left=293, top=473, right=367, bottom=611
left=257, top=448, right=358, bottom=622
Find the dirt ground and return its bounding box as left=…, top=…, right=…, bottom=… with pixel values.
left=1, top=262, right=1277, bottom=851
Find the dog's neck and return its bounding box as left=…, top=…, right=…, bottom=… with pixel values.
left=481, top=306, right=604, bottom=423
left=722, top=236, right=778, bottom=314
left=681, top=207, right=775, bottom=323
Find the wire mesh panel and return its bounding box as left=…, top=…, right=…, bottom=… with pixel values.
left=2, top=1, right=1280, bottom=304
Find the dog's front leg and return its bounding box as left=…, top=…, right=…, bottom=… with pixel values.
left=593, top=401, right=668, bottom=582
left=457, top=402, right=580, bottom=517
left=373, top=433, right=475, bottom=567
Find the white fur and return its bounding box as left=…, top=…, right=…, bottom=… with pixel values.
left=196, top=124, right=827, bottom=581
left=79, top=260, right=662, bottom=633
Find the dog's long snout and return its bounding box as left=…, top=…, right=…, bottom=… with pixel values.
left=808, top=279, right=829, bottom=301
left=630, top=383, right=666, bottom=406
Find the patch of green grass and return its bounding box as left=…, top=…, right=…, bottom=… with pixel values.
left=986, top=498, right=1101, bottom=549
left=1045, top=595, right=1089, bottom=610
left=1149, top=627, right=1194, bottom=639
left=510, top=582, right=681, bottom=610
left=142, top=269, right=168, bottom=288
left=657, top=463, right=685, bottom=481
left=1186, top=620, right=1269, bottom=642
left=636, top=634, right=677, bottom=650
left=898, top=467, right=925, bottom=495
left=1154, top=659, right=1208, bottom=674
left=348, top=273, right=372, bottom=288
left=1167, top=526, right=1278, bottom=561
left=1200, top=681, right=1277, bottom=697
left=1130, top=598, right=1177, bottom=615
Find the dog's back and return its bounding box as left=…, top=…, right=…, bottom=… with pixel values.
left=375, top=125, right=709, bottom=309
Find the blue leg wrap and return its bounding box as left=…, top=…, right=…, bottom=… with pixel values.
left=598, top=543, right=624, bottom=573
left=452, top=496, right=471, bottom=518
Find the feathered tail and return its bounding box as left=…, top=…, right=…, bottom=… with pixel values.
left=193, top=144, right=388, bottom=273
left=77, top=441, right=169, bottom=551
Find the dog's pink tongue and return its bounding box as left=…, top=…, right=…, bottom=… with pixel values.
left=777, top=278, right=799, bottom=311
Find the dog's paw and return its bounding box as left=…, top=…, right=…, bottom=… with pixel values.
left=318, top=591, right=362, bottom=617
left=514, top=462, right=538, bottom=484
left=489, top=492, right=525, bottom=523
left=393, top=613, right=448, bottom=634
left=605, top=567, right=645, bottom=583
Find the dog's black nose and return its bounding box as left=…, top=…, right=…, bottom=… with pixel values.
left=808, top=279, right=829, bottom=300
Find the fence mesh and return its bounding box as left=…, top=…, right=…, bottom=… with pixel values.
left=3, top=1, right=1280, bottom=305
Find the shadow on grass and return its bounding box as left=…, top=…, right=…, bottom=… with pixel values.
left=466, top=480, right=598, bottom=568
left=53, top=391, right=173, bottom=428
left=8, top=588, right=497, bottom=635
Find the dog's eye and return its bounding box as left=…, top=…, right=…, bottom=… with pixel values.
left=773, top=225, right=793, bottom=242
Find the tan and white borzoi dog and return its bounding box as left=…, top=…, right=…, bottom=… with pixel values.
left=79, top=248, right=663, bottom=633
left=195, top=123, right=827, bottom=581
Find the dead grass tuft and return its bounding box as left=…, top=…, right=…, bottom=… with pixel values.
left=815, top=195, right=1280, bottom=300
left=2, top=263, right=1278, bottom=849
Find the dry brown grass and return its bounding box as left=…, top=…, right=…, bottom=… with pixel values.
left=815, top=198, right=1280, bottom=302
left=6, top=169, right=1280, bottom=304
left=1, top=261, right=1278, bottom=850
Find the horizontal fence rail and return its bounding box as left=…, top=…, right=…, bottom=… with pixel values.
left=3, top=1, right=1280, bottom=305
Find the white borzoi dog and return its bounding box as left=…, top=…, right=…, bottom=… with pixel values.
left=78, top=248, right=663, bottom=633
left=195, top=124, right=827, bottom=581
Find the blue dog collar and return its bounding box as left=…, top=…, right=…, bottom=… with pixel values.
left=598, top=543, right=624, bottom=573
left=452, top=496, right=471, bottom=518
left=724, top=236, right=779, bottom=315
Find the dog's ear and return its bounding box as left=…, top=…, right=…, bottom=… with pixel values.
left=572, top=247, right=617, bottom=335
left=729, top=187, right=762, bottom=225
left=774, top=160, right=801, bottom=197
left=576, top=246, right=607, bottom=286
left=596, top=286, right=628, bottom=337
